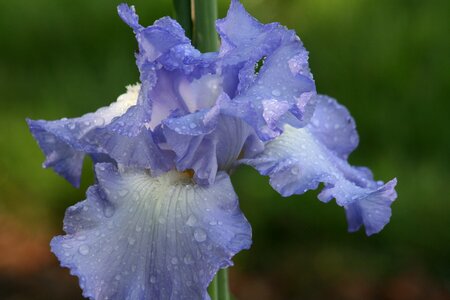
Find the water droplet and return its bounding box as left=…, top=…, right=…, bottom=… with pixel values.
left=291, top=166, right=299, bottom=175
left=107, top=220, right=114, bottom=229
left=184, top=254, right=194, bottom=265
left=135, top=225, right=142, bottom=232
left=189, top=123, right=197, bottom=129
left=186, top=215, right=197, bottom=226
left=194, top=229, right=207, bottom=242
left=94, top=117, right=105, bottom=126
left=78, top=245, right=90, bottom=255
left=115, top=274, right=121, bottom=281
left=103, top=205, right=115, bottom=218
left=128, top=237, right=136, bottom=246
left=150, top=276, right=156, bottom=283
left=118, top=189, right=129, bottom=197
left=271, top=89, right=281, bottom=97
left=171, top=257, right=178, bottom=265
left=158, top=217, right=166, bottom=224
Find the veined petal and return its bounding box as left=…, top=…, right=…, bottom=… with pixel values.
left=244, top=95, right=398, bottom=235
left=217, top=0, right=316, bottom=141
left=51, top=163, right=252, bottom=300
left=27, top=84, right=141, bottom=186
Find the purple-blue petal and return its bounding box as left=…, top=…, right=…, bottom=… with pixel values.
left=27, top=85, right=173, bottom=185
left=163, top=101, right=264, bottom=185
left=216, top=0, right=316, bottom=141
left=88, top=126, right=174, bottom=174
left=243, top=95, right=398, bottom=235
left=51, top=163, right=252, bottom=300
left=117, top=4, right=141, bottom=31
left=344, top=179, right=397, bottom=235
left=27, top=118, right=85, bottom=187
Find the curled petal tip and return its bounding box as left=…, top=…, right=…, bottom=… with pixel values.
left=117, top=3, right=141, bottom=30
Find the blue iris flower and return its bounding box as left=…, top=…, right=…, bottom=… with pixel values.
left=27, top=1, right=397, bottom=299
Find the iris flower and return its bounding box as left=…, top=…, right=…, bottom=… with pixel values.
left=27, top=1, right=397, bottom=299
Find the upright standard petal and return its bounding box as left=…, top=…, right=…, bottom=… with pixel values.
left=244, top=95, right=397, bottom=235
left=217, top=0, right=316, bottom=141
left=51, top=163, right=252, bottom=300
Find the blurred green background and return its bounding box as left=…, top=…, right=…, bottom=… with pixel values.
left=0, top=0, right=449, bottom=299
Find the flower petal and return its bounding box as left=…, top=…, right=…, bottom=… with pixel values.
left=51, top=163, right=252, bottom=299
left=162, top=94, right=264, bottom=185
left=27, top=85, right=173, bottom=185
left=217, top=0, right=316, bottom=141
left=244, top=95, right=397, bottom=235
left=27, top=84, right=141, bottom=186
left=307, top=95, right=359, bottom=159
left=344, top=178, right=397, bottom=235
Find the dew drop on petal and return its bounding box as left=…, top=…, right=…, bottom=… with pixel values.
left=118, top=189, right=129, bottom=197
left=103, top=205, right=115, bottom=218
left=78, top=245, right=90, bottom=256
left=186, top=215, right=197, bottom=226
left=194, top=229, right=207, bottom=242
left=272, top=89, right=281, bottom=97
left=183, top=254, right=194, bottom=265
left=291, top=166, right=300, bottom=175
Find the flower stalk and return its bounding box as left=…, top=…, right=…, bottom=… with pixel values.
left=208, top=274, right=218, bottom=299
left=173, top=0, right=192, bottom=38
left=192, top=0, right=218, bottom=52
left=217, top=268, right=231, bottom=300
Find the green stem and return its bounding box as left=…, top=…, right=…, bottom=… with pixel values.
left=208, top=273, right=219, bottom=300
left=208, top=268, right=231, bottom=300
left=192, top=0, right=218, bottom=52
left=217, top=268, right=231, bottom=300
left=172, top=0, right=192, bottom=39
